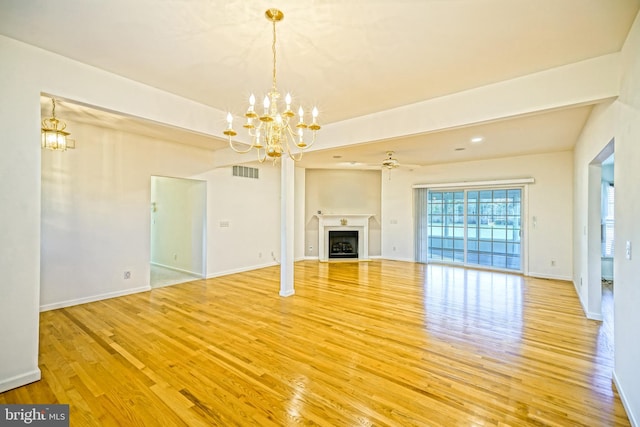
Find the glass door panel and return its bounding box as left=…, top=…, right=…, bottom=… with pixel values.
left=427, top=188, right=522, bottom=271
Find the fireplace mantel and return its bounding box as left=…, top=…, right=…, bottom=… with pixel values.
left=315, top=214, right=374, bottom=261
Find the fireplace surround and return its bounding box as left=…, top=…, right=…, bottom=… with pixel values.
left=316, top=214, right=373, bottom=261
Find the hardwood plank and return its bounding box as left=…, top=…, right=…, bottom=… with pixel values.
left=0, top=261, right=630, bottom=425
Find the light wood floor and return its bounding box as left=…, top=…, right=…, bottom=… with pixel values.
left=1, top=260, right=630, bottom=426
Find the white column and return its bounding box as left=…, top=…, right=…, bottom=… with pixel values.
left=280, top=156, right=295, bottom=297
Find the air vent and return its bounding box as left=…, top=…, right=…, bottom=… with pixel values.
left=232, top=165, right=259, bottom=179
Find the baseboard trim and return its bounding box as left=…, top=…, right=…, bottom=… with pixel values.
left=151, top=262, right=202, bottom=277
left=613, top=370, right=638, bottom=427
left=0, top=369, right=41, bottom=393
left=304, top=256, right=383, bottom=261
left=570, top=280, right=603, bottom=321
left=527, top=272, right=573, bottom=281
left=379, top=256, right=415, bottom=262
left=279, top=289, right=295, bottom=297
left=207, top=262, right=279, bottom=279
left=586, top=311, right=604, bottom=321
left=40, top=285, right=151, bottom=312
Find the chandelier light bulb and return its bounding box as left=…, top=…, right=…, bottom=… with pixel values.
left=312, top=107, right=319, bottom=119
left=226, top=112, right=233, bottom=125
left=285, top=93, right=292, bottom=108
left=249, top=94, right=256, bottom=106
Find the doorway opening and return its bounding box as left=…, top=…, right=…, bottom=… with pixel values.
left=600, top=153, right=615, bottom=353
left=587, top=140, right=615, bottom=357
left=150, top=176, right=207, bottom=288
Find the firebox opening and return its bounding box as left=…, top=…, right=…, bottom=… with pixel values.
left=328, top=230, right=358, bottom=259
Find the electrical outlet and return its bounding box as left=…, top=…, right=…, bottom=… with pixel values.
left=124, top=271, right=131, bottom=279
left=551, top=260, right=556, bottom=267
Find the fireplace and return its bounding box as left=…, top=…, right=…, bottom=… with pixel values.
left=328, top=230, right=358, bottom=259
left=315, top=214, right=373, bottom=261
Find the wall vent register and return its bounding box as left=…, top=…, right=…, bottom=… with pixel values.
left=232, top=165, right=259, bottom=179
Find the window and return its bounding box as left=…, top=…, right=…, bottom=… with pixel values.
left=416, top=187, right=523, bottom=271
left=426, top=191, right=465, bottom=263
left=602, top=184, right=614, bottom=257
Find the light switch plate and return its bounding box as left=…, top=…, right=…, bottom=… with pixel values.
left=626, top=241, right=632, bottom=260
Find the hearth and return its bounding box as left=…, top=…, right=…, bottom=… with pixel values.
left=328, top=230, right=358, bottom=259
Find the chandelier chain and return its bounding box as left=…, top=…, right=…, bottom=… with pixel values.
left=272, top=19, right=277, bottom=91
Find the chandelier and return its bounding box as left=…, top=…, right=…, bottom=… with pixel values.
left=41, top=98, right=73, bottom=151
left=224, top=8, right=320, bottom=162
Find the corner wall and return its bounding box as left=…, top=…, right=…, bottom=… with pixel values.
left=195, top=164, right=281, bottom=277
left=573, top=11, right=640, bottom=424
left=613, top=10, right=640, bottom=425
left=0, top=59, right=41, bottom=393
left=572, top=101, right=616, bottom=318
left=381, top=151, right=574, bottom=280
left=304, top=169, right=382, bottom=259
left=40, top=120, right=216, bottom=310
left=0, top=34, right=245, bottom=392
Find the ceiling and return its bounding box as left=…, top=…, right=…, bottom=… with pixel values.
left=4, top=0, right=639, bottom=169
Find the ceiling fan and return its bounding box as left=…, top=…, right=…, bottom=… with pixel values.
left=382, top=151, right=400, bottom=169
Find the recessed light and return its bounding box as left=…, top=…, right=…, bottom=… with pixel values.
left=333, top=155, right=342, bottom=159
left=470, top=136, right=484, bottom=143
left=455, top=147, right=466, bottom=151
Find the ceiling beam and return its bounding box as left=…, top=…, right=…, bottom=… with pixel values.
left=316, top=53, right=621, bottom=151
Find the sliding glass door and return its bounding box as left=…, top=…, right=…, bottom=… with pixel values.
left=417, top=187, right=523, bottom=271
left=426, top=191, right=465, bottom=263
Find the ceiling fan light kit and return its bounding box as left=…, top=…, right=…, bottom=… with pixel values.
left=382, top=151, right=400, bottom=169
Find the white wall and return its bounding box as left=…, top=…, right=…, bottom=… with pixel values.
left=573, top=11, right=640, bottom=424
left=150, top=176, right=206, bottom=276
left=613, top=11, right=640, bottom=425
left=41, top=121, right=285, bottom=303
left=381, top=151, right=574, bottom=280
left=0, top=48, right=42, bottom=393
left=195, top=164, right=281, bottom=277
left=0, top=35, right=272, bottom=392
left=304, top=169, right=382, bottom=258
left=572, top=101, right=616, bottom=317
left=40, top=121, right=215, bottom=310
left=295, top=167, right=306, bottom=261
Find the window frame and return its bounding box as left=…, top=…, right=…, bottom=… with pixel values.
left=415, top=181, right=530, bottom=274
